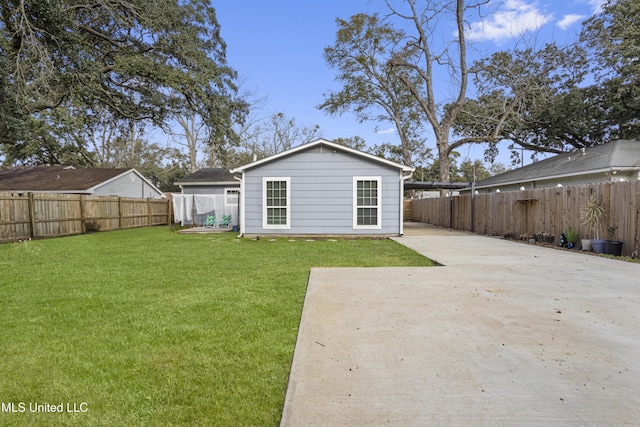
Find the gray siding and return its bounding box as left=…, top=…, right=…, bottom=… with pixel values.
left=93, top=172, right=163, bottom=199
left=243, top=146, right=403, bottom=235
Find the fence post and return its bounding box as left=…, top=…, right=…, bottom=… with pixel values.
left=147, top=198, right=152, bottom=226
left=79, top=195, right=86, bottom=234
left=470, top=182, right=475, bottom=233
left=449, top=191, right=453, bottom=229
left=27, top=192, right=35, bottom=239
left=118, top=197, right=123, bottom=229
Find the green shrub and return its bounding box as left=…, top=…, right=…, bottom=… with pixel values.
left=565, top=227, right=579, bottom=244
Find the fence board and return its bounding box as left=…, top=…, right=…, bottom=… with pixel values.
left=409, top=182, right=639, bottom=257
left=0, top=192, right=169, bottom=242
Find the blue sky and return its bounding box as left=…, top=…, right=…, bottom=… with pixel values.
left=214, top=0, right=605, bottom=167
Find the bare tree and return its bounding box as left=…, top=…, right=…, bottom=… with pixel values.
left=169, top=112, right=209, bottom=172
left=257, top=112, right=320, bottom=155
left=385, top=0, right=474, bottom=185
left=382, top=0, right=577, bottom=188
left=220, top=112, right=320, bottom=168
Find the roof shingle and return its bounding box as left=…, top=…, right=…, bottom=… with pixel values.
left=476, top=140, right=640, bottom=187
left=173, top=168, right=236, bottom=184
left=0, top=166, right=131, bottom=191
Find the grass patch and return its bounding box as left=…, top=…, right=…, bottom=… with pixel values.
left=0, top=227, right=433, bottom=426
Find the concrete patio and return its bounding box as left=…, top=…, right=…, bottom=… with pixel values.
left=280, top=223, right=640, bottom=426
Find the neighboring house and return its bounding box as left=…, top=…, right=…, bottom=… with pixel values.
left=0, top=166, right=165, bottom=198
left=172, top=168, right=240, bottom=227
left=230, top=138, right=414, bottom=236
left=470, top=140, right=640, bottom=193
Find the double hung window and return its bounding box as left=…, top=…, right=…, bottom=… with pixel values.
left=263, top=177, right=290, bottom=229
left=353, top=177, right=381, bottom=229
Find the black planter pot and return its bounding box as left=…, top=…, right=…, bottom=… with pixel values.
left=591, top=239, right=607, bottom=253
left=604, top=241, right=623, bottom=256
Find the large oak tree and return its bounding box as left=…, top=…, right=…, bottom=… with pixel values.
left=460, top=0, right=640, bottom=158
left=581, top=0, right=640, bottom=139
left=0, top=0, right=246, bottom=165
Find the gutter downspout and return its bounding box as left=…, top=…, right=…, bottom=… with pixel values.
left=400, top=170, right=413, bottom=236
left=233, top=173, right=244, bottom=237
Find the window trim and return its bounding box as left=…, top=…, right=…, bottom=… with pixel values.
left=262, top=177, right=291, bottom=229
left=353, top=176, right=382, bottom=230
left=224, top=187, right=239, bottom=206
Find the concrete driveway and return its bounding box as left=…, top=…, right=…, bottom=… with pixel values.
left=280, top=223, right=640, bottom=426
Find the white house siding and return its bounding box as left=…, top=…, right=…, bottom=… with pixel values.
left=93, top=172, right=163, bottom=199
left=242, top=146, right=403, bottom=235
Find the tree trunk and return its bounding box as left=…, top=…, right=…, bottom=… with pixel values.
left=188, top=136, right=198, bottom=172
left=437, top=131, right=451, bottom=196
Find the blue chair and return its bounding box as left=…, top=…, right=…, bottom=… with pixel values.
left=204, top=214, right=216, bottom=227
left=220, top=215, right=231, bottom=228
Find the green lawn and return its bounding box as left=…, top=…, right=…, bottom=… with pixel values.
left=0, top=227, right=433, bottom=426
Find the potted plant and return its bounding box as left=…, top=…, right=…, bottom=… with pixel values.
left=580, top=194, right=606, bottom=253
left=564, top=227, right=580, bottom=249
left=605, top=225, right=624, bottom=256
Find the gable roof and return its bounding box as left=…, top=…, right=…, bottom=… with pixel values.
left=475, top=140, right=640, bottom=189
left=173, top=168, right=237, bottom=185
left=0, top=166, right=162, bottom=195
left=230, top=138, right=414, bottom=174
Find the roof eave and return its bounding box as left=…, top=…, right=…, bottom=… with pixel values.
left=0, top=189, right=94, bottom=194
left=474, top=167, right=640, bottom=189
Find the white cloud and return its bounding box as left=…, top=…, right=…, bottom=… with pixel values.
left=557, top=14, right=586, bottom=30
left=376, top=127, right=396, bottom=135
left=587, top=0, right=606, bottom=14
left=466, top=0, right=552, bottom=42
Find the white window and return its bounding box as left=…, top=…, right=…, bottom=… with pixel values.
left=225, top=188, right=239, bottom=205
left=353, top=177, right=381, bottom=229
left=263, top=177, right=290, bottom=229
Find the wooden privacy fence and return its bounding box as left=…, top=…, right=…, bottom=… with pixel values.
left=409, top=181, right=640, bottom=257
left=0, top=192, right=170, bottom=242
